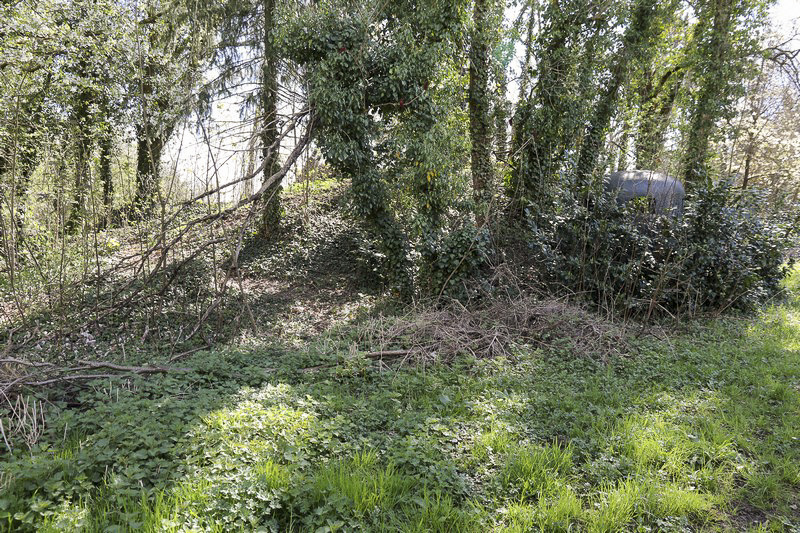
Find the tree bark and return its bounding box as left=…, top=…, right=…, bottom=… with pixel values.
left=682, top=0, right=735, bottom=187
left=66, top=77, right=93, bottom=233
left=469, top=0, right=493, bottom=224
left=99, top=123, right=114, bottom=225
left=259, top=0, right=281, bottom=238
left=133, top=131, right=163, bottom=217
left=741, top=137, right=753, bottom=189
left=494, top=66, right=509, bottom=161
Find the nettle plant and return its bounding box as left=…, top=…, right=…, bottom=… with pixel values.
left=278, top=0, right=483, bottom=299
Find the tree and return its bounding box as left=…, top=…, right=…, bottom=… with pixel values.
left=279, top=0, right=466, bottom=296
left=510, top=0, right=604, bottom=208
left=575, top=0, right=667, bottom=188
left=632, top=8, right=691, bottom=170
left=723, top=51, right=800, bottom=206
left=259, top=0, right=281, bottom=238
left=681, top=0, right=766, bottom=187
left=469, top=0, right=496, bottom=223
left=130, top=0, right=211, bottom=218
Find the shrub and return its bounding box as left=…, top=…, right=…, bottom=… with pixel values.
left=418, top=225, right=490, bottom=301
left=676, top=181, right=791, bottom=312
left=525, top=180, right=794, bottom=316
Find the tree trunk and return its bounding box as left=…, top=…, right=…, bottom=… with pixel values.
left=682, top=0, right=735, bottom=188
left=66, top=83, right=93, bottom=233
left=99, top=123, right=114, bottom=226
left=636, top=70, right=683, bottom=169
left=469, top=0, right=493, bottom=224
left=741, top=136, right=753, bottom=189
left=133, top=131, right=162, bottom=217
left=1, top=73, right=52, bottom=241
left=494, top=66, right=509, bottom=162
left=576, top=0, right=660, bottom=188
left=259, top=0, right=281, bottom=239
left=511, top=1, right=590, bottom=208
left=242, top=117, right=260, bottom=200
left=517, top=8, right=535, bottom=102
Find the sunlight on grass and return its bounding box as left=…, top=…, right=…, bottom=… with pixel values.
left=5, top=271, right=800, bottom=531
left=254, top=459, right=291, bottom=490
left=616, top=402, right=739, bottom=480
left=588, top=480, right=641, bottom=533
left=312, top=450, right=415, bottom=514
left=540, top=485, right=584, bottom=531
left=646, top=481, right=716, bottom=520
left=472, top=423, right=515, bottom=462
left=196, top=384, right=319, bottom=467
left=390, top=489, right=480, bottom=533
left=502, top=442, right=573, bottom=498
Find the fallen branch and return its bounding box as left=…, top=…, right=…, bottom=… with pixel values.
left=1, top=358, right=194, bottom=395
left=76, top=360, right=192, bottom=373
left=364, top=349, right=411, bottom=359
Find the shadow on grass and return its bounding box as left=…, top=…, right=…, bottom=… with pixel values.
left=2, top=272, right=799, bottom=532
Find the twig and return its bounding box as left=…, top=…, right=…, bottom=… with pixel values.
left=363, top=349, right=411, bottom=359
left=76, top=360, right=191, bottom=373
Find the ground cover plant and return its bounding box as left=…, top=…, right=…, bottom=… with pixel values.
left=1, top=268, right=798, bottom=532
left=3, top=0, right=800, bottom=531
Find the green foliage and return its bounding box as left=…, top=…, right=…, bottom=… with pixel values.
left=2, top=294, right=800, bottom=530
left=501, top=442, right=573, bottom=497
left=526, top=181, right=793, bottom=315
left=510, top=0, right=617, bottom=204
left=681, top=0, right=768, bottom=185
left=679, top=181, right=791, bottom=310
left=276, top=0, right=472, bottom=298
left=419, top=225, right=490, bottom=300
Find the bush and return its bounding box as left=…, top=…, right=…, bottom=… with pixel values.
left=418, top=225, right=490, bottom=301
left=526, top=180, right=794, bottom=316
left=677, top=182, right=791, bottom=312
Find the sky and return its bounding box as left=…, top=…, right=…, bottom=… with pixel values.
left=773, top=0, right=800, bottom=30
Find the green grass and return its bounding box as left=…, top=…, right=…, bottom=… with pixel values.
left=311, top=451, right=414, bottom=514
left=501, top=442, right=573, bottom=497
left=2, top=269, right=800, bottom=531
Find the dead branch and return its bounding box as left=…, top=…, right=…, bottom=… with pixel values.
left=76, top=360, right=191, bottom=373
left=1, top=357, right=193, bottom=397
left=0, top=117, right=315, bottom=360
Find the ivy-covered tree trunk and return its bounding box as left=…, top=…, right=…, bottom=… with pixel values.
left=575, top=0, right=660, bottom=188
left=636, top=69, right=683, bottom=169
left=1, top=73, right=52, bottom=241
left=66, top=79, right=93, bottom=233
left=132, top=42, right=165, bottom=219
left=259, top=0, right=281, bottom=239
left=99, top=119, right=114, bottom=226
left=681, top=0, right=736, bottom=187
left=516, top=8, right=535, bottom=103
left=469, top=0, right=493, bottom=224
left=133, top=129, right=163, bottom=216
left=511, top=0, right=589, bottom=207
left=509, top=9, right=535, bottom=202
left=130, top=1, right=187, bottom=220
left=494, top=66, right=509, bottom=162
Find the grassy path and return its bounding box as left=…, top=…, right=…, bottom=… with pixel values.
left=2, top=272, right=799, bottom=532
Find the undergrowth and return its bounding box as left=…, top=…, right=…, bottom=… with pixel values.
left=0, top=268, right=798, bottom=531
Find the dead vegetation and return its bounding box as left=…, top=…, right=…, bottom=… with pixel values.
left=341, top=296, right=632, bottom=365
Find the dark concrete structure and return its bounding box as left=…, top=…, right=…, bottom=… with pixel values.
left=603, top=170, right=685, bottom=217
